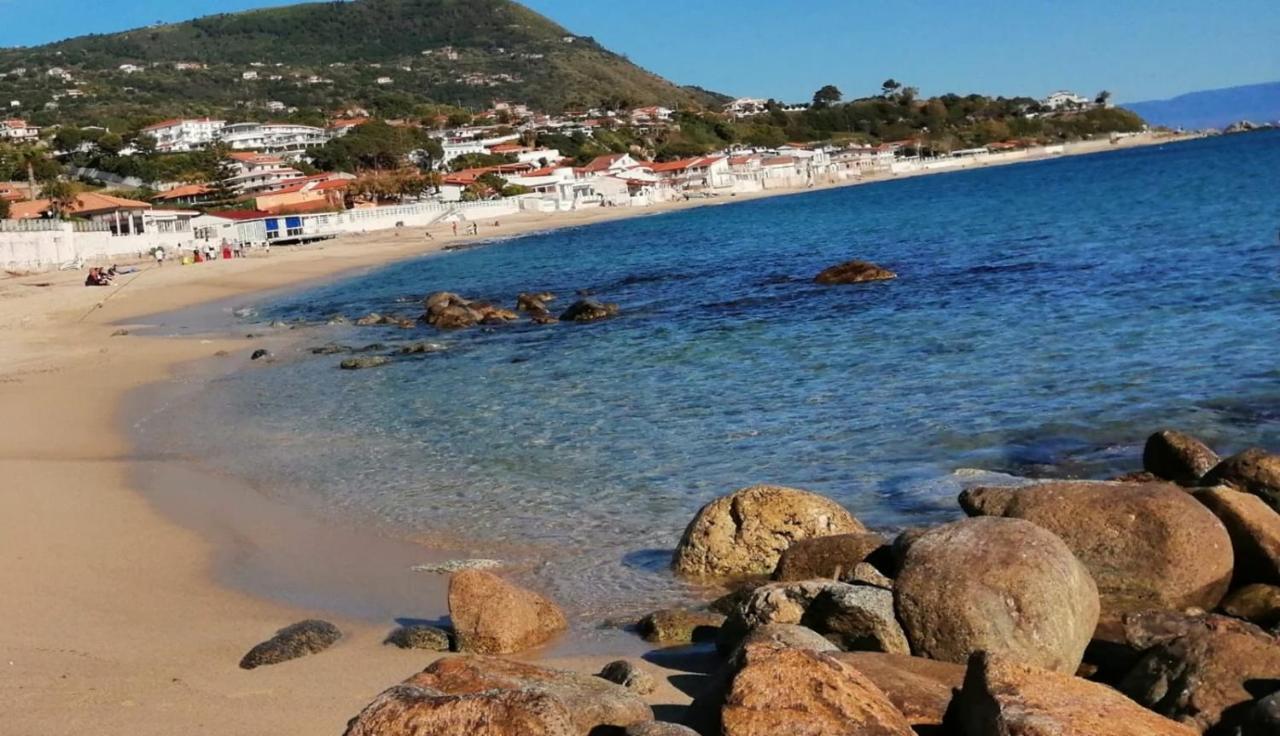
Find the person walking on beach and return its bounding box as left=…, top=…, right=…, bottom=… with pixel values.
left=451, top=221, right=458, bottom=237
left=153, top=246, right=165, bottom=267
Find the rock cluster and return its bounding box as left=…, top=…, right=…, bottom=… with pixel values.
left=814, top=259, right=898, bottom=285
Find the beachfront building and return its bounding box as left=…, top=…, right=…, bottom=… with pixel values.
left=223, top=152, right=304, bottom=196
left=7, top=192, right=197, bottom=236
left=649, top=156, right=733, bottom=191
left=252, top=172, right=354, bottom=214
left=1040, top=90, right=1092, bottom=111
left=140, top=117, right=226, bottom=152
left=439, top=132, right=521, bottom=166
left=0, top=118, right=39, bottom=141
left=216, top=122, right=331, bottom=156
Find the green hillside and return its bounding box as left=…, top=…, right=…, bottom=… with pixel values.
left=0, top=0, right=724, bottom=128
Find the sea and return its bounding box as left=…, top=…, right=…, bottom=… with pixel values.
left=134, top=131, right=1280, bottom=630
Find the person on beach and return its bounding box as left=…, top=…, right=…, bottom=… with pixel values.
left=153, top=246, right=165, bottom=267
left=452, top=222, right=458, bottom=237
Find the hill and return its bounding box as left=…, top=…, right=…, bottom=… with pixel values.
left=0, top=0, right=725, bottom=128
left=1124, top=81, right=1280, bottom=130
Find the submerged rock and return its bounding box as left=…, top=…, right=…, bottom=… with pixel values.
left=894, top=517, right=1099, bottom=673
left=340, top=355, right=392, bottom=370
left=558, top=299, right=619, bottom=323
left=448, top=570, right=567, bottom=654
left=384, top=625, right=452, bottom=651
left=354, top=312, right=385, bottom=326
left=239, top=619, right=341, bottom=669
left=1144, top=430, right=1219, bottom=483
left=517, top=292, right=556, bottom=312
left=814, top=259, right=897, bottom=285
left=672, top=484, right=864, bottom=579
left=309, top=343, right=350, bottom=355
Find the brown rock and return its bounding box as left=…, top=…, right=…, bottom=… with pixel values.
left=720, top=645, right=914, bottom=736
left=1196, top=485, right=1280, bottom=584
left=597, top=660, right=656, bottom=695
left=1203, top=448, right=1280, bottom=511
left=559, top=299, right=619, bottom=323
left=625, top=722, right=699, bottom=736
left=1144, top=430, right=1220, bottom=483
left=1119, top=617, right=1280, bottom=734
left=957, top=486, right=1016, bottom=516
left=1113, top=470, right=1162, bottom=483
left=343, top=685, right=575, bottom=736
left=239, top=619, right=341, bottom=670
left=429, top=304, right=480, bottom=329
left=836, top=652, right=964, bottom=729
left=1121, top=609, right=1270, bottom=650
left=406, top=656, right=652, bottom=735
left=517, top=292, right=556, bottom=312
left=947, top=652, right=1197, bottom=736
left=1221, top=584, right=1280, bottom=627
left=737, top=623, right=838, bottom=653
left=814, top=259, right=898, bottom=285
left=636, top=608, right=724, bottom=644
left=448, top=570, right=567, bottom=654
left=672, top=484, right=864, bottom=579
left=976, top=481, right=1234, bottom=619
left=771, top=532, right=889, bottom=582
left=720, top=580, right=909, bottom=655
left=894, top=517, right=1099, bottom=673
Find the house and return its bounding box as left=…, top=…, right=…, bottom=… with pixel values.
left=0, top=181, right=32, bottom=202
left=577, top=153, right=643, bottom=176
left=629, top=106, right=673, bottom=125
left=1041, top=90, right=1092, bottom=111
left=649, top=156, right=732, bottom=190
left=265, top=101, right=287, bottom=113
left=376, top=77, right=393, bottom=86
left=724, top=98, right=769, bottom=118
left=118, top=64, right=143, bottom=74
left=151, top=183, right=213, bottom=207
left=8, top=192, right=196, bottom=236
left=241, top=70, right=259, bottom=80
left=140, top=117, right=226, bottom=152
left=252, top=173, right=353, bottom=214
left=216, top=123, right=331, bottom=155
left=0, top=119, right=39, bottom=142
left=223, top=152, right=305, bottom=196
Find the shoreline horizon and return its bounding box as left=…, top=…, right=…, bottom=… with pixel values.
left=0, top=129, right=1214, bottom=734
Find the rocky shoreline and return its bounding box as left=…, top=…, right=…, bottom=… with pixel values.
left=231, top=429, right=1280, bottom=735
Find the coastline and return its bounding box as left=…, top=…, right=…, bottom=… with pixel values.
left=0, top=130, right=1200, bottom=733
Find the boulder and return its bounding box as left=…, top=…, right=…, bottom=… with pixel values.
left=1113, top=470, right=1162, bottom=483
left=597, top=660, right=656, bottom=695
left=239, top=619, right=341, bottom=670
left=1204, top=448, right=1280, bottom=512
left=343, top=684, right=576, bottom=736
left=636, top=608, right=724, bottom=644
left=1119, top=616, right=1280, bottom=734
left=340, top=355, right=392, bottom=370
left=672, top=484, right=864, bottom=579
left=250, top=348, right=271, bottom=361
left=1221, top=584, right=1280, bottom=627
left=517, top=292, right=556, bottom=312
left=771, top=532, right=890, bottom=582
left=957, top=486, right=1016, bottom=517
left=964, top=481, right=1233, bottom=618
left=384, top=624, right=451, bottom=651
left=1144, top=430, right=1219, bottom=483
left=1195, top=485, right=1280, bottom=584
left=559, top=298, right=619, bottom=323
left=814, top=259, right=898, bottom=285
left=893, top=517, right=1099, bottom=673
left=406, top=655, right=652, bottom=735
left=354, top=312, right=384, bottom=326
left=947, top=652, right=1198, bottom=736
left=1120, top=609, right=1269, bottom=650
left=429, top=304, right=480, bottom=330
left=625, top=722, right=700, bottom=736
left=1245, top=691, right=1280, bottom=736
left=720, top=579, right=909, bottom=655
left=448, top=570, right=567, bottom=654
left=719, top=645, right=914, bottom=736
left=835, top=652, right=965, bottom=729
left=737, top=623, right=838, bottom=653
left=425, top=291, right=462, bottom=311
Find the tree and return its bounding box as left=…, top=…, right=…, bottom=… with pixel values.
left=204, top=149, right=242, bottom=210
left=812, top=85, right=843, bottom=109
left=40, top=180, right=78, bottom=218
left=881, top=79, right=902, bottom=98
left=96, top=132, right=125, bottom=156
left=0, top=197, right=10, bottom=220
left=1095, top=90, right=1112, bottom=107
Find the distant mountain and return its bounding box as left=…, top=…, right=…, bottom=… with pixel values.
left=0, top=0, right=726, bottom=127
left=1124, top=81, right=1280, bottom=130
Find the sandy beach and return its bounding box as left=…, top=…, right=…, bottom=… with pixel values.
left=0, top=131, right=1199, bottom=734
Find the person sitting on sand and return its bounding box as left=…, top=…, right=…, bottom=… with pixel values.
left=84, top=267, right=111, bottom=287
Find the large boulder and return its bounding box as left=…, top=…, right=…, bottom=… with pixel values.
left=814, top=259, right=898, bottom=285
left=239, top=619, right=341, bottom=670
left=448, top=570, right=567, bottom=654
left=1119, top=616, right=1280, bottom=734
left=737, top=623, right=838, bottom=653
left=720, top=579, right=909, bottom=655
left=343, top=685, right=575, bottom=736
left=1144, top=430, right=1219, bottom=483
left=559, top=299, right=619, bottom=323
left=672, top=484, right=864, bottom=579
left=835, top=652, right=965, bottom=729
left=894, top=517, right=1099, bottom=673
left=771, top=532, right=890, bottom=583
left=1203, top=448, right=1280, bottom=511
left=946, top=652, right=1198, bottom=736
left=1195, top=485, right=1280, bottom=584
left=961, top=481, right=1234, bottom=618
left=719, top=646, right=914, bottom=736
left=1221, top=584, right=1280, bottom=627
left=406, top=655, right=653, bottom=735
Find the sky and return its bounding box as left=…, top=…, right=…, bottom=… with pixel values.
left=0, top=0, right=1276, bottom=103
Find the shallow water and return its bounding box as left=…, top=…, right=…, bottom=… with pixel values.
left=137, top=132, right=1280, bottom=628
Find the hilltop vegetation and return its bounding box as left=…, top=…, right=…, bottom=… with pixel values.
left=0, top=0, right=722, bottom=128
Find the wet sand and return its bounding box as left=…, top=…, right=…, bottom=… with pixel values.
left=0, top=131, right=1196, bottom=733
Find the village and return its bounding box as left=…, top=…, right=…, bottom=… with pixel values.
left=1, top=88, right=1143, bottom=272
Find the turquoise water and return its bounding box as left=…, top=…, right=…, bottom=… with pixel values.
left=144, top=132, right=1280, bottom=623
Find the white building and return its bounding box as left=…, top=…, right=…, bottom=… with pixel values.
left=118, top=64, right=143, bottom=74
left=216, top=122, right=331, bottom=154
left=376, top=76, right=393, bottom=85
left=241, top=70, right=259, bottom=81
left=629, top=106, right=673, bottom=125
left=139, top=117, right=226, bottom=152
left=0, top=118, right=40, bottom=142
left=1041, top=90, right=1092, bottom=111
left=724, top=98, right=769, bottom=118
left=223, top=152, right=304, bottom=196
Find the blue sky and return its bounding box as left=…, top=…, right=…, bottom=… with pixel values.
left=1, top=0, right=1276, bottom=103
